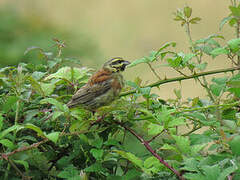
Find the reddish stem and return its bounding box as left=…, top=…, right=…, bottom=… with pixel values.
left=116, top=122, right=185, bottom=180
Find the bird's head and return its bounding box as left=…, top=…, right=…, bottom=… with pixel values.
left=103, top=57, right=130, bottom=73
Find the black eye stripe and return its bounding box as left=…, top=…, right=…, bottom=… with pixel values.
left=111, top=60, right=122, bottom=65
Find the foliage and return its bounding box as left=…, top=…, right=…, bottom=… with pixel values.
left=1, top=2, right=240, bottom=180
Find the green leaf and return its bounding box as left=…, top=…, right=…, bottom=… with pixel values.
left=227, top=80, right=240, bottom=88
left=90, top=148, right=104, bottom=160
left=24, top=123, right=44, bottom=136
left=189, top=17, right=201, bottom=24
left=218, top=163, right=238, bottom=180
left=181, top=158, right=199, bottom=172
left=45, top=132, right=59, bottom=143
left=184, top=6, right=192, bottom=18
left=148, top=123, right=164, bottom=136
left=210, top=84, right=224, bottom=96
left=144, top=156, right=161, bottom=169
left=168, top=117, right=186, bottom=127
left=1, top=96, right=19, bottom=112
left=229, top=6, right=240, bottom=17
left=40, top=83, right=55, bottom=96
left=45, top=66, right=92, bottom=82
left=85, top=162, right=107, bottom=173
left=0, top=113, right=3, bottom=131
left=210, top=47, right=229, bottom=57
left=0, top=125, right=23, bottom=139
left=172, top=135, right=191, bottom=154
left=40, top=98, right=68, bottom=112
left=13, top=160, right=29, bottom=171
left=158, top=42, right=176, bottom=52
left=201, top=165, right=220, bottom=180
left=91, top=138, right=103, bottom=149
left=28, top=76, right=45, bottom=96
left=229, top=135, right=240, bottom=156
left=31, top=71, right=46, bottom=80
left=0, top=139, right=15, bottom=150
left=51, top=111, right=64, bottom=121
left=57, top=165, right=80, bottom=178
left=228, top=38, right=240, bottom=53
left=113, top=150, right=144, bottom=170
left=160, top=144, right=179, bottom=152
left=228, top=87, right=240, bottom=97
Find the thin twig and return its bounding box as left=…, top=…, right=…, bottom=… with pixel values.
left=147, top=62, right=162, bottom=80
left=147, top=129, right=166, bottom=143
left=1, top=139, right=48, bottom=160
left=115, top=121, right=185, bottom=180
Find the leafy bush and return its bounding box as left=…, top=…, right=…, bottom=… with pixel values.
left=1, top=2, right=240, bottom=180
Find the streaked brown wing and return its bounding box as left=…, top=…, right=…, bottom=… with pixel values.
left=67, top=79, right=112, bottom=108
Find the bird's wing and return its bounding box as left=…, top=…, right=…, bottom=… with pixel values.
left=67, top=79, right=112, bottom=108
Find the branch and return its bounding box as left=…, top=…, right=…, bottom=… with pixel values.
left=121, top=66, right=240, bottom=97
left=115, top=121, right=185, bottom=180
left=1, top=139, right=48, bottom=160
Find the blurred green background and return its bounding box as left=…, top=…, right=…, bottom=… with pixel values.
left=0, top=0, right=233, bottom=99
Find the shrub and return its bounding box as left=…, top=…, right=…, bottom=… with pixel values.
left=1, top=2, right=240, bottom=180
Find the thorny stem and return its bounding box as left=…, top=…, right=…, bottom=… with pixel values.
left=185, top=20, right=216, bottom=102
left=132, top=101, right=240, bottom=122
left=115, top=121, right=185, bottom=180
left=120, top=66, right=240, bottom=97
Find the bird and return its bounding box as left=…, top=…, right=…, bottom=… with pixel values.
left=67, top=57, right=130, bottom=111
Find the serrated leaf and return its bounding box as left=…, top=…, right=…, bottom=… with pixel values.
left=45, top=66, right=92, bottom=82
left=168, top=117, right=185, bottom=127
left=144, top=156, right=160, bottom=169
left=148, top=123, right=164, bottom=136
left=45, top=132, right=59, bottom=143
left=40, top=83, right=55, bottom=96
left=172, top=135, right=191, bottom=154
